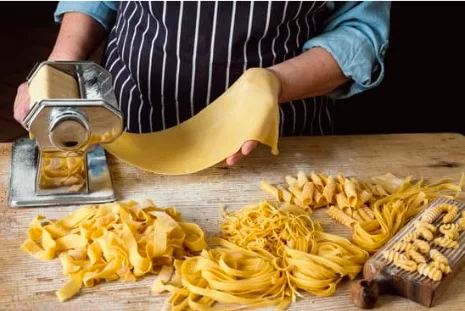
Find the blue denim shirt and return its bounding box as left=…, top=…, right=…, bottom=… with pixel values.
left=54, top=1, right=391, bottom=99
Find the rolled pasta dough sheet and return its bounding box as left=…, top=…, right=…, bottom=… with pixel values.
left=103, top=68, right=281, bottom=175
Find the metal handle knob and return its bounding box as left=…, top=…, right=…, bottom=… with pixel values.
left=48, top=108, right=90, bottom=151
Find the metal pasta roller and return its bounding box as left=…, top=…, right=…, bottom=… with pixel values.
left=8, top=61, right=123, bottom=207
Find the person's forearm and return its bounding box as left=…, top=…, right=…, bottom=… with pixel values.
left=48, top=12, right=106, bottom=61
left=268, top=47, right=349, bottom=103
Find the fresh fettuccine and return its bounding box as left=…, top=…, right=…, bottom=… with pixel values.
left=156, top=201, right=369, bottom=310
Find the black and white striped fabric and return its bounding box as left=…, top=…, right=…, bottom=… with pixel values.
left=103, top=1, right=335, bottom=136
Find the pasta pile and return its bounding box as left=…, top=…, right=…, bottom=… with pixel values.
left=38, top=151, right=86, bottom=192
left=383, top=203, right=464, bottom=281
left=20, top=200, right=207, bottom=302
left=260, top=172, right=464, bottom=253
left=156, top=201, right=369, bottom=310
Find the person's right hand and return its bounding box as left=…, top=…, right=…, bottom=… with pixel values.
left=13, top=81, right=31, bottom=128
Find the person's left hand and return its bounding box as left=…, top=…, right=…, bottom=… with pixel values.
left=226, top=140, right=259, bottom=166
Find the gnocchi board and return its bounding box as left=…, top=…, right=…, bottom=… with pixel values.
left=351, top=197, right=465, bottom=309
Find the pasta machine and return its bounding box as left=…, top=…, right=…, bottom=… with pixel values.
left=8, top=61, right=124, bottom=207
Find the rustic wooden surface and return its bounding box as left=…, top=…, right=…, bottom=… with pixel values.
left=1, top=133, right=465, bottom=311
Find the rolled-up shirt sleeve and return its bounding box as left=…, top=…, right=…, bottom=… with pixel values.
left=303, top=1, right=391, bottom=99
left=54, top=1, right=119, bottom=31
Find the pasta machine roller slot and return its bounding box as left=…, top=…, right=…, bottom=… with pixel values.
left=8, top=61, right=124, bottom=207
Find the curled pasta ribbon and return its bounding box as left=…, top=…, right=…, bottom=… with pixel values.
left=418, top=263, right=443, bottom=281
left=402, top=232, right=419, bottom=243
left=413, top=239, right=430, bottom=254
left=441, top=204, right=458, bottom=224
left=383, top=250, right=407, bottom=263
left=440, top=203, right=459, bottom=213
left=430, top=249, right=449, bottom=264
left=433, top=261, right=451, bottom=274
left=420, top=206, right=443, bottom=224
left=415, top=221, right=437, bottom=233
left=457, top=213, right=465, bottom=231
left=443, top=230, right=459, bottom=240
left=393, top=259, right=417, bottom=272
left=437, top=222, right=460, bottom=239
left=416, top=226, right=434, bottom=241
left=440, top=223, right=461, bottom=231
left=20, top=200, right=207, bottom=302
left=407, top=249, right=426, bottom=264
left=392, top=242, right=415, bottom=253
left=433, top=236, right=459, bottom=249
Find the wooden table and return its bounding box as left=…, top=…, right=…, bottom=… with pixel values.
left=1, top=133, right=464, bottom=310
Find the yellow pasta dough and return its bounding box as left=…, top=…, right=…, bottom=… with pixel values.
left=28, top=64, right=80, bottom=107
left=30, top=65, right=281, bottom=175
left=103, top=68, right=281, bottom=175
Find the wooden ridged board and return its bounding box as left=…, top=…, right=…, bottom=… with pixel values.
left=351, top=197, right=465, bottom=308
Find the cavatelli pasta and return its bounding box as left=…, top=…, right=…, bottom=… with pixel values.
left=458, top=215, right=465, bottom=231
left=420, top=206, right=443, bottom=224
left=403, top=232, right=419, bottom=243
left=413, top=239, right=431, bottom=254
left=418, top=263, right=443, bottom=281
left=393, top=259, right=417, bottom=272
left=430, top=249, right=449, bottom=264
left=440, top=223, right=461, bottom=232
left=407, top=249, right=426, bottom=264
left=383, top=250, right=407, bottom=263
left=392, top=241, right=415, bottom=253
left=443, top=229, right=459, bottom=240
left=434, top=236, right=459, bottom=249
left=416, top=226, right=434, bottom=241
left=442, top=206, right=458, bottom=224
left=415, top=221, right=437, bottom=233
left=440, top=203, right=458, bottom=213
left=433, top=261, right=451, bottom=274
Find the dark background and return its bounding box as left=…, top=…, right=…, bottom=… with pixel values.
left=0, top=1, right=463, bottom=142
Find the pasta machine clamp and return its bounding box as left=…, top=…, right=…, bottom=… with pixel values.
left=8, top=61, right=124, bottom=207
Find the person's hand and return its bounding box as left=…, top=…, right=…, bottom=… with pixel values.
left=226, top=140, right=259, bottom=166
left=13, top=82, right=31, bottom=128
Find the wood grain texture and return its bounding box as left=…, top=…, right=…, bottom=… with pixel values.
left=1, top=133, right=464, bottom=310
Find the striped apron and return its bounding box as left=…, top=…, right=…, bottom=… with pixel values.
left=103, top=1, right=335, bottom=137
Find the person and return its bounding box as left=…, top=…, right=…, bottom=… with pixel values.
left=13, top=1, right=391, bottom=165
